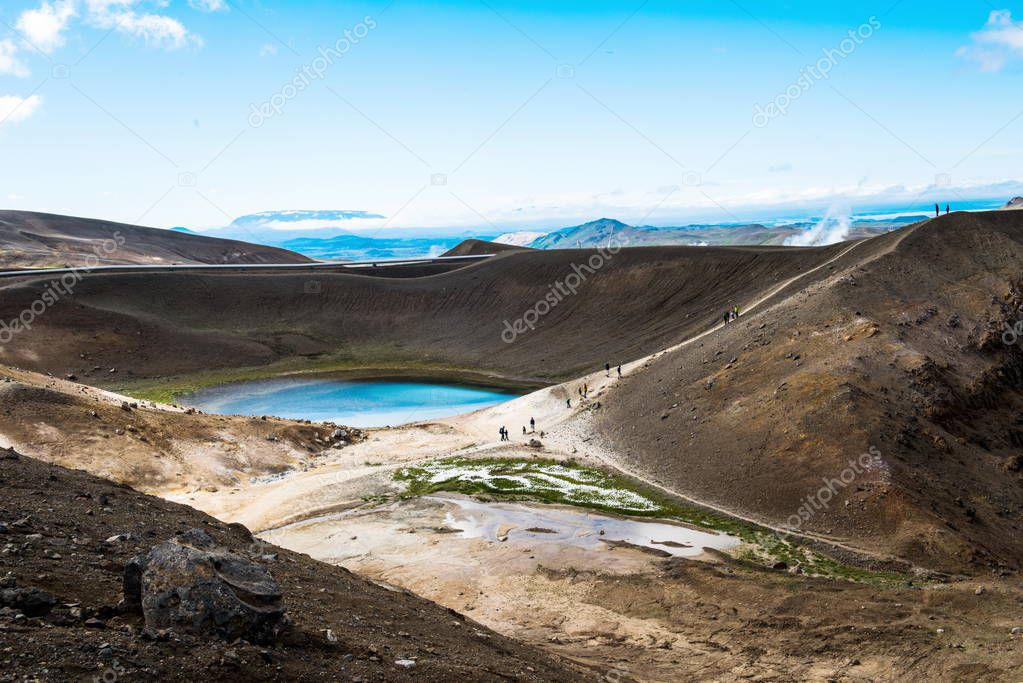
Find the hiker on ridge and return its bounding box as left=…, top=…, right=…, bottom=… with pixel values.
left=605, top=362, right=611, bottom=377
left=946, top=204, right=950, bottom=215
left=530, top=417, right=535, bottom=432
left=617, top=365, right=622, bottom=378
left=935, top=203, right=939, bottom=217
left=566, top=398, right=571, bottom=409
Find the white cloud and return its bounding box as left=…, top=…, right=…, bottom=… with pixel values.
left=188, top=0, right=228, bottom=12
left=16, top=0, right=77, bottom=54
left=85, top=1, right=201, bottom=50
left=957, top=10, right=1023, bottom=72
left=0, top=95, right=43, bottom=126
left=0, top=40, right=29, bottom=78
left=259, top=42, right=278, bottom=57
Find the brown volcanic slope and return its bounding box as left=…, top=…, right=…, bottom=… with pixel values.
left=0, top=449, right=583, bottom=682
left=597, top=210, right=1023, bottom=573
left=0, top=210, right=311, bottom=268
left=0, top=365, right=366, bottom=494
left=441, top=238, right=529, bottom=256
left=0, top=242, right=850, bottom=386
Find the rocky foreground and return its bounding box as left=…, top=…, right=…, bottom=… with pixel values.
left=0, top=448, right=586, bottom=682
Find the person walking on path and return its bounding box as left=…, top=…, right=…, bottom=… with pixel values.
left=566, top=398, right=571, bottom=409
left=723, top=311, right=730, bottom=325
left=732, top=304, right=740, bottom=320
left=605, top=362, right=611, bottom=377
left=945, top=204, right=950, bottom=215
left=935, top=203, right=940, bottom=217
left=529, top=417, right=535, bottom=432
left=498, top=426, right=505, bottom=441
left=617, top=364, right=622, bottom=378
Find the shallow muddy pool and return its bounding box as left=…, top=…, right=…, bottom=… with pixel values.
left=261, top=494, right=740, bottom=563
left=442, top=496, right=740, bottom=557
left=181, top=377, right=519, bottom=427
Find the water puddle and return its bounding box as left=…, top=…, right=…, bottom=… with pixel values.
left=262, top=494, right=740, bottom=563
left=441, top=495, right=740, bottom=557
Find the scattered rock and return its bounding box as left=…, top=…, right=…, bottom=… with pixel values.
left=0, top=587, right=57, bottom=617
left=122, top=528, right=288, bottom=644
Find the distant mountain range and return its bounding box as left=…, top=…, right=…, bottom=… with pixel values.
left=182, top=203, right=1006, bottom=261
left=198, top=210, right=387, bottom=245
left=493, top=231, right=548, bottom=247
left=509, top=215, right=924, bottom=250
left=189, top=211, right=494, bottom=260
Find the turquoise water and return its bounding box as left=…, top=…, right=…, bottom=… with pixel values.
left=181, top=377, right=519, bottom=428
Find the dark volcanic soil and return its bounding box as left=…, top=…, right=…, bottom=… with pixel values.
left=441, top=239, right=528, bottom=257
left=597, top=211, right=1023, bottom=573
left=0, top=449, right=586, bottom=682
left=0, top=211, right=310, bottom=268
left=0, top=241, right=848, bottom=386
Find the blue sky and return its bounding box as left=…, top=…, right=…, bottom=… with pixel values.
left=0, top=0, right=1021, bottom=232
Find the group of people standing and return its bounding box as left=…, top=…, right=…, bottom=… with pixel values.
left=499, top=361, right=622, bottom=443
left=499, top=417, right=536, bottom=441
left=723, top=304, right=740, bottom=325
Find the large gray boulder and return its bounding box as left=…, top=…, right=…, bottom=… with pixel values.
left=123, top=529, right=287, bottom=643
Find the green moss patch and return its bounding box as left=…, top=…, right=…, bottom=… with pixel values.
left=395, top=456, right=909, bottom=586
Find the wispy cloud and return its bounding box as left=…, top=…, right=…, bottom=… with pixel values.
left=957, top=10, right=1023, bottom=72
left=86, top=0, right=201, bottom=50
left=188, top=0, right=228, bottom=12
